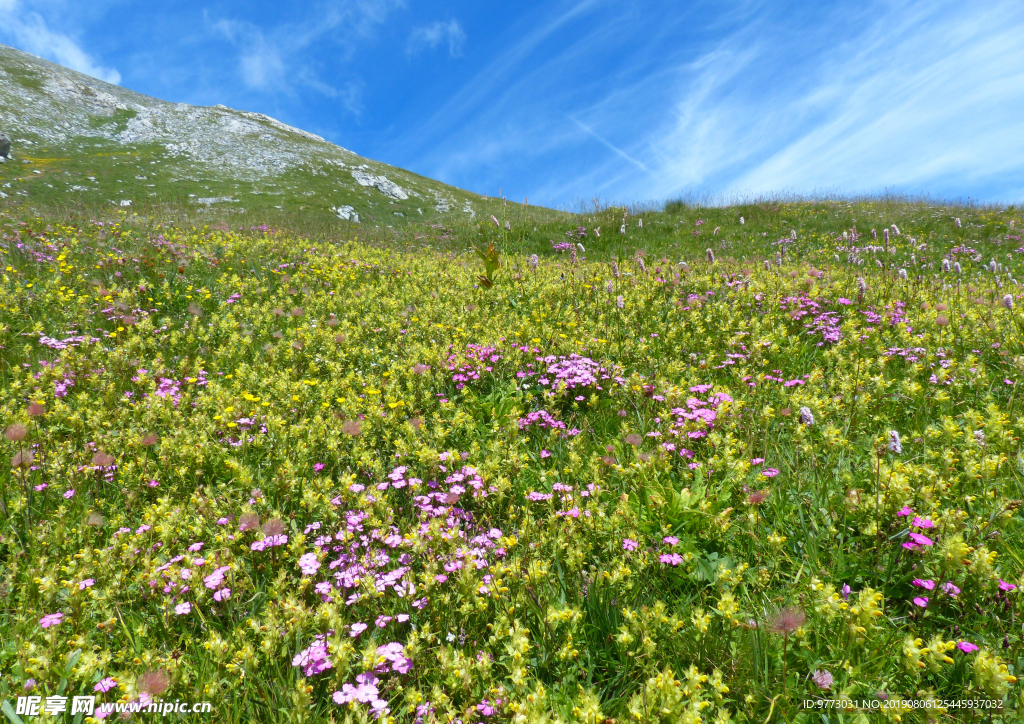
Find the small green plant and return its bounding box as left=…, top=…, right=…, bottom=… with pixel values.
left=473, top=242, right=501, bottom=288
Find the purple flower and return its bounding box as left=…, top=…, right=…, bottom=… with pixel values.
left=998, top=579, right=1017, bottom=592
left=663, top=536, right=679, bottom=546
left=350, top=622, right=368, bottom=637
left=912, top=579, right=935, bottom=591
left=94, top=677, right=118, bottom=693
left=540, top=449, right=551, bottom=458
left=957, top=641, right=979, bottom=653
left=912, top=596, right=929, bottom=608
left=293, top=637, right=333, bottom=677
left=63, top=489, right=75, bottom=499
left=622, top=538, right=638, bottom=552
left=811, top=669, right=833, bottom=690
left=897, top=506, right=914, bottom=517
left=761, top=468, right=779, bottom=478
left=40, top=612, right=64, bottom=629
left=908, top=532, right=934, bottom=547
left=298, top=552, right=320, bottom=576
left=942, top=582, right=960, bottom=597
left=912, top=516, right=935, bottom=529
left=79, top=578, right=95, bottom=590
left=659, top=553, right=683, bottom=566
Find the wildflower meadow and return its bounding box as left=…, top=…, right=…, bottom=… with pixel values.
left=0, top=200, right=1021, bottom=723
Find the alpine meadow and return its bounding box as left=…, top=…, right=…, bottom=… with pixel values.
left=0, top=26, right=1022, bottom=724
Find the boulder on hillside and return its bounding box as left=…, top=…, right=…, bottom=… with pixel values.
left=0, top=134, right=10, bottom=159
left=350, top=170, right=409, bottom=200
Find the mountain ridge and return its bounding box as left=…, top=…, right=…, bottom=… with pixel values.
left=0, top=42, right=546, bottom=229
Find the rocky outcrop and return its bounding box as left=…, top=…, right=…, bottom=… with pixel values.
left=350, top=169, right=409, bottom=200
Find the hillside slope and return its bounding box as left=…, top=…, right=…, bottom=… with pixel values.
left=0, top=43, right=540, bottom=228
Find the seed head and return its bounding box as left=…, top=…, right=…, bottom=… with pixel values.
left=768, top=606, right=806, bottom=636
left=91, top=451, right=115, bottom=467
left=238, top=513, right=261, bottom=531
left=5, top=424, right=27, bottom=441
left=138, top=670, right=170, bottom=697
left=261, top=518, right=286, bottom=536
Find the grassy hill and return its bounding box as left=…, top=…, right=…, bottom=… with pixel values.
left=0, top=43, right=566, bottom=238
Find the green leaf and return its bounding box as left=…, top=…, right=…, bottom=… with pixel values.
left=1, top=700, right=25, bottom=724
left=65, top=648, right=82, bottom=676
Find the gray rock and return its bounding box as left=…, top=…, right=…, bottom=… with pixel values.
left=332, top=205, right=359, bottom=222
left=0, top=134, right=10, bottom=158
left=350, top=170, right=409, bottom=200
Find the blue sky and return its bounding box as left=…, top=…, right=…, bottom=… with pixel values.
left=2, top=0, right=1024, bottom=209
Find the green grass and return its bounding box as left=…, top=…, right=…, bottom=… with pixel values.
left=0, top=195, right=1021, bottom=722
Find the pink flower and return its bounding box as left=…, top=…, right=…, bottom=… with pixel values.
left=94, top=677, right=118, bottom=693
left=912, top=516, right=935, bottom=529
left=187, top=542, right=204, bottom=552
left=942, top=582, right=961, bottom=597
left=659, top=553, right=683, bottom=566
left=298, top=552, right=320, bottom=576
left=350, top=622, right=368, bottom=637
left=912, top=596, right=929, bottom=608
left=40, top=612, right=64, bottom=628
left=79, top=578, right=95, bottom=590
left=174, top=602, right=191, bottom=615
left=897, top=506, right=914, bottom=517
left=912, top=579, right=935, bottom=590
left=998, top=579, right=1017, bottom=592
left=908, top=532, right=934, bottom=546
left=957, top=641, right=979, bottom=653
left=761, top=468, right=779, bottom=478
left=63, top=489, right=75, bottom=499
left=540, top=450, right=551, bottom=458
left=622, top=538, right=638, bottom=552
left=214, top=588, right=231, bottom=602
left=663, top=536, right=679, bottom=546
left=750, top=457, right=765, bottom=465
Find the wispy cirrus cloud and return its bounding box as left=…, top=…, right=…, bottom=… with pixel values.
left=407, top=20, right=466, bottom=58
left=395, top=0, right=1024, bottom=207
left=0, top=0, right=121, bottom=83
left=208, top=0, right=404, bottom=106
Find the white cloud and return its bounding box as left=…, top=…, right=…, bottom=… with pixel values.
left=407, top=20, right=466, bottom=58
left=0, top=0, right=121, bottom=84
left=399, top=0, right=1024, bottom=206
left=208, top=0, right=404, bottom=101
